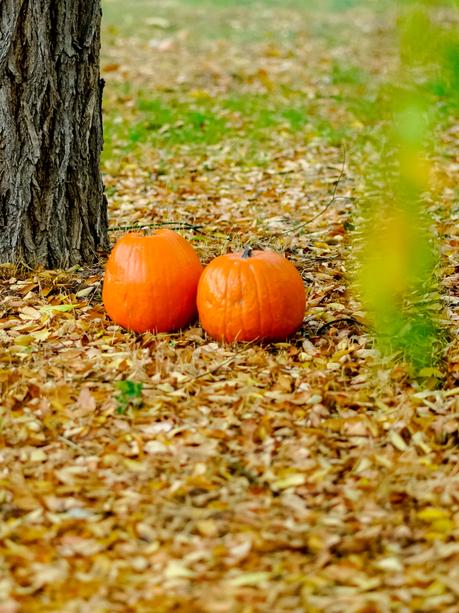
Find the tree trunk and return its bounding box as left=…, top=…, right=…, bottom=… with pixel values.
left=0, top=0, right=108, bottom=268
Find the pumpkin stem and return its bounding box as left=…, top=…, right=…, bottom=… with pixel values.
left=242, top=246, right=253, bottom=259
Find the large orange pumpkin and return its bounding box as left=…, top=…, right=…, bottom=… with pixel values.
left=197, top=247, right=305, bottom=342
left=103, top=229, right=203, bottom=333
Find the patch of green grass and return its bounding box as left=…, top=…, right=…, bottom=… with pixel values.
left=103, top=88, right=353, bottom=165
left=115, top=380, right=143, bottom=414
left=331, top=62, right=368, bottom=86
left=346, top=93, right=384, bottom=124
left=222, top=93, right=312, bottom=134
left=135, top=98, right=228, bottom=145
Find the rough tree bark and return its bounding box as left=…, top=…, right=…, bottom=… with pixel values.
left=0, top=0, right=108, bottom=268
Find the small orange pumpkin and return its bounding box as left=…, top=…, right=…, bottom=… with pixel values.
left=197, top=247, right=305, bottom=342
left=103, top=229, right=203, bottom=333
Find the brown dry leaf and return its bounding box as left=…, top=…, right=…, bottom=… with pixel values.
left=76, top=387, right=97, bottom=414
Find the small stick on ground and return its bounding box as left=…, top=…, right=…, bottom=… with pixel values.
left=286, top=145, right=347, bottom=234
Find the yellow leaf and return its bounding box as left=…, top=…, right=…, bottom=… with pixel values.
left=272, top=473, right=305, bottom=490
left=418, top=367, right=445, bottom=378
left=40, top=304, right=77, bottom=314
left=164, top=561, right=195, bottom=579
left=75, top=286, right=95, bottom=298
left=14, top=335, right=34, bottom=346
left=196, top=519, right=218, bottom=537
left=431, top=518, right=454, bottom=532
left=227, top=572, right=272, bottom=587
left=31, top=329, right=50, bottom=342
left=417, top=507, right=450, bottom=521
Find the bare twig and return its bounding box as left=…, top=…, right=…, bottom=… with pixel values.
left=286, top=145, right=347, bottom=234
left=140, top=343, right=256, bottom=392
left=185, top=354, right=238, bottom=383
left=316, top=316, right=366, bottom=335
left=184, top=341, right=257, bottom=385
left=57, top=435, right=88, bottom=454
left=108, top=221, right=205, bottom=233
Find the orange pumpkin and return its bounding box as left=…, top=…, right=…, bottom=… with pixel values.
left=103, top=229, right=203, bottom=333
left=197, top=247, right=305, bottom=342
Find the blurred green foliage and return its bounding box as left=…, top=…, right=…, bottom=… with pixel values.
left=357, top=0, right=458, bottom=370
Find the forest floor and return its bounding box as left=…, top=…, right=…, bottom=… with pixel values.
left=1, top=1, right=459, bottom=611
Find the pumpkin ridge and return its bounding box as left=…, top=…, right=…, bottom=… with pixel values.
left=248, top=259, right=263, bottom=339
left=237, top=261, right=245, bottom=338
left=271, top=257, right=289, bottom=334
left=147, top=239, right=160, bottom=330
left=163, top=237, right=174, bottom=329
left=259, top=259, right=275, bottom=338
left=222, top=261, right=230, bottom=342
left=277, top=256, right=305, bottom=333
left=128, top=243, right=144, bottom=329
left=170, top=233, right=187, bottom=325
left=230, top=261, right=242, bottom=342
left=174, top=237, right=187, bottom=324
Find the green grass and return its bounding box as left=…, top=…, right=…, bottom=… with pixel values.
left=331, top=62, right=369, bottom=86
left=102, top=88, right=356, bottom=164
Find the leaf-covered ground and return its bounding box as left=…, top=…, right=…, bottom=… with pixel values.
left=1, top=1, right=458, bottom=611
